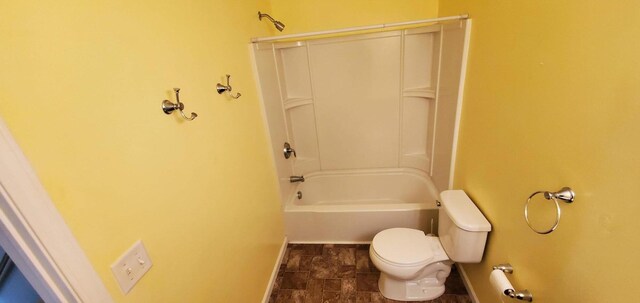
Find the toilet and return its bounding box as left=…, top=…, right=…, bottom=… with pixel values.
left=369, top=190, right=491, bottom=301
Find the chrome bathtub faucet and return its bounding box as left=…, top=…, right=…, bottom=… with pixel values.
left=289, top=176, right=305, bottom=183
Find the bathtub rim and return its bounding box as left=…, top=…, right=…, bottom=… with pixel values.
left=285, top=167, right=440, bottom=212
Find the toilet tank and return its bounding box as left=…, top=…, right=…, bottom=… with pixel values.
left=438, top=190, right=492, bottom=263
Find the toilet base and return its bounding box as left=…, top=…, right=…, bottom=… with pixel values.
left=377, top=262, right=451, bottom=301
left=378, top=272, right=445, bottom=301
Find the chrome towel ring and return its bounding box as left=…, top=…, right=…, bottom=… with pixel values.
left=524, top=187, right=575, bottom=234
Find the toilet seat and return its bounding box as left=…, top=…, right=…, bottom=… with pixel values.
left=371, top=228, right=434, bottom=267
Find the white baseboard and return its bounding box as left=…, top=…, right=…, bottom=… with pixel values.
left=457, top=264, right=480, bottom=303
left=288, top=241, right=370, bottom=245
left=261, top=237, right=288, bottom=303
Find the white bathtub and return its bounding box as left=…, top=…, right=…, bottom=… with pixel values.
left=284, top=168, right=440, bottom=243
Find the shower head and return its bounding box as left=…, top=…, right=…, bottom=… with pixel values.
left=258, top=11, right=285, bottom=32
left=273, top=20, right=285, bottom=32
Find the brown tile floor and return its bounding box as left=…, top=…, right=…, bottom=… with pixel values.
left=269, top=244, right=472, bottom=303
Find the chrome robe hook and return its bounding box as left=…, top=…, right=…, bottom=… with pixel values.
left=162, top=88, right=197, bottom=121
left=216, top=75, right=241, bottom=99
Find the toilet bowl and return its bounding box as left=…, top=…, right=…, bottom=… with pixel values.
left=370, top=229, right=452, bottom=301
left=369, top=190, right=491, bottom=301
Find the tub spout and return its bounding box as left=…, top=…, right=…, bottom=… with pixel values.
left=290, top=175, right=305, bottom=183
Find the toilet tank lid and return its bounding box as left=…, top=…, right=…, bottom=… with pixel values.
left=440, top=190, right=492, bottom=232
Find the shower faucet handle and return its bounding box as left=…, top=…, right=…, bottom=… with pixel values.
left=283, top=142, right=296, bottom=159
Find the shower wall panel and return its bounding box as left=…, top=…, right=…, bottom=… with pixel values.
left=308, top=34, right=402, bottom=170
left=275, top=43, right=321, bottom=175
left=400, top=27, right=441, bottom=172
left=278, top=46, right=313, bottom=100
left=431, top=21, right=469, bottom=191
left=252, top=44, right=296, bottom=204
left=253, top=22, right=470, bottom=196
left=285, top=104, right=320, bottom=174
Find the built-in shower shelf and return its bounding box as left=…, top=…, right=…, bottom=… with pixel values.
left=283, top=98, right=313, bottom=110
left=403, top=88, right=436, bottom=98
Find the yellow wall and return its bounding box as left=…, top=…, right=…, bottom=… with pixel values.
left=0, top=1, right=285, bottom=302
left=11, top=1, right=634, bottom=302
left=439, top=1, right=640, bottom=302
left=270, top=0, right=438, bottom=34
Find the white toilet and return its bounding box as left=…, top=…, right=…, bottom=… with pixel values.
left=369, top=190, right=491, bottom=301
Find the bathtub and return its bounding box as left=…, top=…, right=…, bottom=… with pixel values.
left=284, top=168, right=440, bottom=243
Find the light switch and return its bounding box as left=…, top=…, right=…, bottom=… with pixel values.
left=110, top=240, right=153, bottom=294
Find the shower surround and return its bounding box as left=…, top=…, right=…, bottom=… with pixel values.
left=252, top=21, right=470, bottom=242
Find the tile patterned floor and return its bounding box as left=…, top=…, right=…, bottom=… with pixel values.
left=269, top=244, right=472, bottom=303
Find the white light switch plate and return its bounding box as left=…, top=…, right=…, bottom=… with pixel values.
left=110, top=240, right=153, bottom=294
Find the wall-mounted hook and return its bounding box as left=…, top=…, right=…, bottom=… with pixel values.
left=216, top=75, right=242, bottom=99
left=162, top=88, right=197, bottom=121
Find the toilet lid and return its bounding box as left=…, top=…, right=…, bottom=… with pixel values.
left=372, top=228, right=434, bottom=266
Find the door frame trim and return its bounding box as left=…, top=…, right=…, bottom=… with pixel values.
left=0, top=117, right=112, bottom=302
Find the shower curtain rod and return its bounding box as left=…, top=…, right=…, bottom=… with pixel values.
left=251, top=14, right=469, bottom=43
